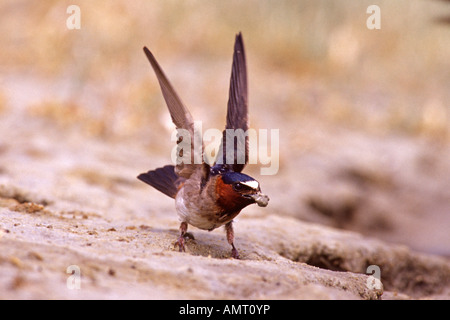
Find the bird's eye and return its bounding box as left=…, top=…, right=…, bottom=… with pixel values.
left=233, top=183, right=243, bottom=191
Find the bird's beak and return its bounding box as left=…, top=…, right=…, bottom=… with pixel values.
left=247, top=192, right=269, bottom=207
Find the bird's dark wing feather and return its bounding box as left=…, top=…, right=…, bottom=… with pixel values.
left=137, top=165, right=185, bottom=199
left=143, top=47, right=194, bottom=132
left=214, top=32, right=249, bottom=173
left=143, top=47, right=207, bottom=178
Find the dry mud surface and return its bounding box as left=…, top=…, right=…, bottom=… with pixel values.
left=1, top=111, right=449, bottom=300
left=1, top=0, right=450, bottom=302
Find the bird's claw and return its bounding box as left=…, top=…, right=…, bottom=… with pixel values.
left=231, top=247, right=240, bottom=259
left=175, top=236, right=185, bottom=252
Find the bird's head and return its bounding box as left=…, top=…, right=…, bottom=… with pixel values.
left=215, top=171, right=269, bottom=213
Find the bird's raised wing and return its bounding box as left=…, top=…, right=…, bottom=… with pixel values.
left=143, top=47, right=205, bottom=178
left=214, top=32, right=249, bottom=173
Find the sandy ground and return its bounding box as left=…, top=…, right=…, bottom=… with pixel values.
left=1, top=0, right=449, bottom=300
left=0, top=108, right=449, bottom=300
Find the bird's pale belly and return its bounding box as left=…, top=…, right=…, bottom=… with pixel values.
left=175, top=188, right=230, bottom=231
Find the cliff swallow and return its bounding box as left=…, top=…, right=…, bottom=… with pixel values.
left=138, top=33, right=269, bottom=259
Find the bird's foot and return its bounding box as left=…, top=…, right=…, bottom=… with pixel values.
left=174, top=222, right=189, bottom=252
left=174, top=232, right=195, bottom=252
left=231, top=246, right=240, bottom=259
left=174, top=235, right=185, bottom=252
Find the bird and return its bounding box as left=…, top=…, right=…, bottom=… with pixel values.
left=137, top=32, right=269, bottom=259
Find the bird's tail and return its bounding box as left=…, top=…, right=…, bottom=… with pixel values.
left=137, top=165, right=184, bottom=199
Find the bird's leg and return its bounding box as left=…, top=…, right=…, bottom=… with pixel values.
left=175, top=221, right=188, bottom=252
left=225, top=221, right=239, bottom=259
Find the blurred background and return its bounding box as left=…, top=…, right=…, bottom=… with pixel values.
left=1, top=0, right=449, bottom=256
